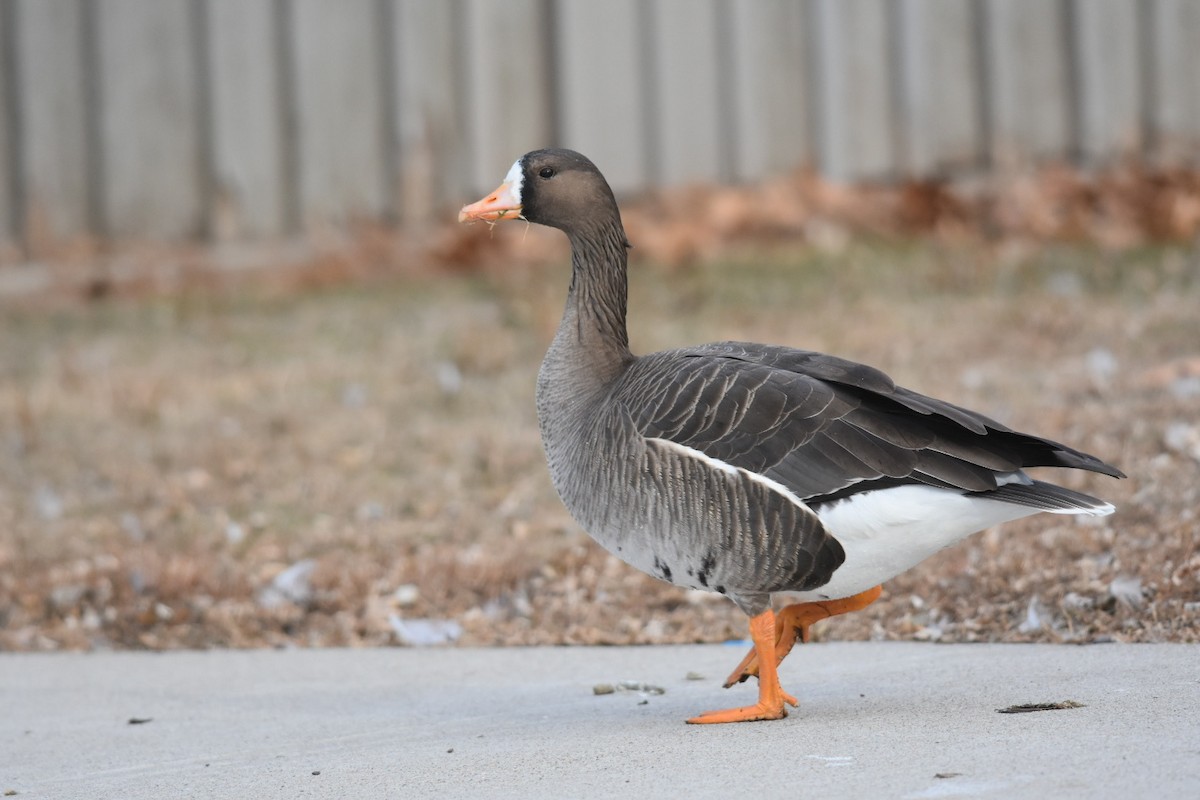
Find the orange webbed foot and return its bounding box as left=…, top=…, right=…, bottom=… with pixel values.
left=687, top=700, right=789, bottom=724
left=722, top=585, right=884, bottom=688
left=687, top=609, right=794, bottom=724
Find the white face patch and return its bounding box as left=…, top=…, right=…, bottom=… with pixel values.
left=504, top=159, right=524, bottom=205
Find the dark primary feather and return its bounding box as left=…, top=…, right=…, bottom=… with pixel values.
left=615, top=341, right=1124, bottom=509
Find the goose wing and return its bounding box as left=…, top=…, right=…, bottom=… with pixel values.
left=619, top=341, right=1123, bottom=508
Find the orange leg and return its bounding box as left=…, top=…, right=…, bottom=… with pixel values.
left=687, top=608, right=795, bottom=724
left=722, top=585, right=883, bottom=689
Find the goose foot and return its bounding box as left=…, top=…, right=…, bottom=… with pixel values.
left=686, top=699, right=790, bottom=724
left=722, top=585, right=883, bottom=688
left=688, top=609, right=793, bottom=724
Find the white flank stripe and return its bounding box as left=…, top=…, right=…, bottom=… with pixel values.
left=647, top=437, right=813, bottom=515
left=505, top=159, right=524, bottom=204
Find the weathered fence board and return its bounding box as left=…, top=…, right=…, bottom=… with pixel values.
left=650, top=0, right=726, bottom=185
left=0, top=0, right=1196, bottom=253
left=290, top=0, right=390, bottom=226
left=556, top=0, right=647, bottom=194
left=393, top=0, right=468, bottom=223
left=895, top=0, right=983, bottom=174
left=728, top=0, right=811, bottom=182
left=205, top=0, right=287, bottom=238
left=14, top=0, right=89, bottom=245
left=1147, top=0, right=1200, bottom=162
left=462, top=0, right=552, bottom=191
left=983, top=0, right=1072, bottom=165
left=811, top=0, right=895, bottom=182
left=0, top=3, right=16, bottom=247
left=95, top=0, right=206, bottom=238
left=1072, top=0, right=1143, bottom=163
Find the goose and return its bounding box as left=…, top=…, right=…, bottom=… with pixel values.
left=458, top=149, right=1124, bottom=724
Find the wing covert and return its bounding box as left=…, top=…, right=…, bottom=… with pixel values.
left=609, top=341, right=1122, bottom=504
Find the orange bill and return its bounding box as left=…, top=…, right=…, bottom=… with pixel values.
left=458, top=181, right=522, bottom=223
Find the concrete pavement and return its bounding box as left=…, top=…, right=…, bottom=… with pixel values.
left=1, top=642, right=1196, bottom=799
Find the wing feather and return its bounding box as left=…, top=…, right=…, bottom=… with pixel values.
left=613, top=341, right=1123, bottom=506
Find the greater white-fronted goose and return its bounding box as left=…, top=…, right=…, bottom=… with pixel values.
left=459, top=149, right=1124, bottom=724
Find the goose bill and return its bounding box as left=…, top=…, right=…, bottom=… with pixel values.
left=458, top=181, right=523, bottom=223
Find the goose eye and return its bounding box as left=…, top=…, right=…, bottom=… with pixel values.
left=538, top=167, right=556, bottom=179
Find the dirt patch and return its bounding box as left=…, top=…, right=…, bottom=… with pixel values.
left=0, top=240, right=1197, bottom=651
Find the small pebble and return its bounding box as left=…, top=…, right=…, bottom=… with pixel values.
left=1108, top=575, right=1145, bottom=610
left=257, top=559, right=316, bottom=609
left=34, top=486, right=64, bottom=521
left=311, top=771, right=320, bottom=776
left=356, top=501, right=385, bottom=522
left=685, top=671, right=705, bottom=681
left=389, top=616, right=462, bottom=646
left=393, top=584, right=420, bottom=607
left=341, top=383, right=368, bottom=408
left=435, top=361, right=463, bottom=395
left=616, top=680, right=665, bottom=695
left=224, top=522, right=245, bottom=545
left=593, top=684, right=615, bottom=695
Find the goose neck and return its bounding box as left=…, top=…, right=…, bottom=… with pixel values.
left=558, top=221, right=633, bottom=366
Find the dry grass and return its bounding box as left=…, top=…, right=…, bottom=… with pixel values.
left=1, top=239, right=1198, bottom=651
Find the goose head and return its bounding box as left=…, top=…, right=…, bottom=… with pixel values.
left=459, top=149, right=620, bottom=235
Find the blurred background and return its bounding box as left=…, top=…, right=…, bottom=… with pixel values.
left=0, top=1, right=1197, bottom=652
left=0, top=0, right=1198, bottom=253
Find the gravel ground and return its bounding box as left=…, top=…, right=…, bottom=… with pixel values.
left=1, top=239, right=1197, bottom=651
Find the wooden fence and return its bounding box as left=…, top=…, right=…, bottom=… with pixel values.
left=0, top=0, right=1198, bottom=251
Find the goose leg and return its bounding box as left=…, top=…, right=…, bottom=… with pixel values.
left=722, top=585, right=883, bottom=689
left=687, top=609, right=793, bottom=724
